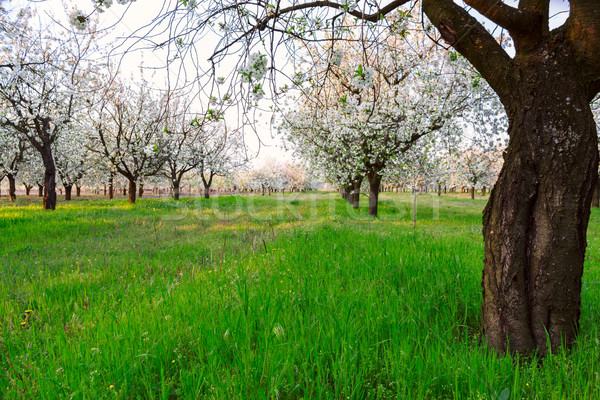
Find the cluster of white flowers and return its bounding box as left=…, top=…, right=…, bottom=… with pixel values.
left=330, top=49, right=343, bottom=66
left=252, top=83, right=265, bottom=101
left=143, top=144, right=157, bottom=157
left=352, top=65, right=374, bottom=90
left=238, top=52, right=268, bottom=83
left=69, top=10, right=88, bottom=30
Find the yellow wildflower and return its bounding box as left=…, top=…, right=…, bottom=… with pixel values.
left=20, top=321, right=27, bottom=326
left=25, top=309, right=33, bottom=313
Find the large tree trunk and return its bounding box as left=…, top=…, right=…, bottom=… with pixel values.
left=41, top=146, right=57, bottom=210
left=64, top=185, right=73, bottom=201
left=128, top=180, right=137, bottom=204
left=481, top=60, right=598, bottom=355
left=7, top=175, right=16, bottom=202
left=367, top=172, right=382, bottom=217
left=204, top=186, right=210, bottom=199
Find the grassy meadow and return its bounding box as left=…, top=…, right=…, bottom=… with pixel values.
left=1, top=192, right=599, bottom=399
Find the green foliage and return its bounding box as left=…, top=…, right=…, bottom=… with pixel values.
left=0, top=194, right=599, bottom=398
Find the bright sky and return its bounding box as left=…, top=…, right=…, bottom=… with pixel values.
left=7, top=0, right=571, bottom=168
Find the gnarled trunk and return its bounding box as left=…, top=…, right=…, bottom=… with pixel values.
left=41, top=146, right=57, bottom=210
left=173, top=179, right=181, bottom=200
left=108, top=174, right=114, bottom=199
left=367, top=172, right=382, bottom=217
left=64, top=185, right=73, bottom=201
left=482, top=56, right=598, bottom=355
left=128, top=180, right=137, bottom=204
left=352, top=178, right=362, bottom=209
left=7, top=175, right=16, bottom=202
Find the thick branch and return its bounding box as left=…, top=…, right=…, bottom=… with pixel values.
left=566, top=0, right=600, bottom=83
left=464, top=0, right=539, bottom=33
left=423, top=0, right=514, bottom=103
left=518, top=0, right=549, bottom=32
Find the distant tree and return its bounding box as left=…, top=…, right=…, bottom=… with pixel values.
left=89, top=77, right=169, bottom=204
left=0, top=9, right=99, bottom=209
left=0, top=126, right=27, bottom=201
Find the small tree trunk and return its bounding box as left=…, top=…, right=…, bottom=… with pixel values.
left=8, top=175, right=16, bottom=202
left=64, top=185, right=73, bottom=201
left=204, top=186, right=210, bottom=199
left=482, top=186, right=486, bottom=196
left=138, top=184, right=144, bottom=198
left=128, top=180, right=137, bottom=204
left=24, top=185, right=32, bottom=196
left=438, top=184, right=442, bottom=197
left=108, top=174, right=114, bottom=199
left=470, top=186, right=475, bottom=200
left=38, top=184, right=43, bottom=197
left=173, top=180, right=181, bottom=200
left=344, top=186, right=353, bottom=204
left=367, top=172, right=382, bottom=217
left=352, top=180, right=361, bottom=209
left=40, top=145, right=57, bottom=210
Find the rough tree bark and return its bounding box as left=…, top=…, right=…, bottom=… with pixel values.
left=7, top=175, right=16, bottom=202
left=173, top=179, right=181, bottom=200
left=367, top=171, right=382, bottom=217
left=40, top=145, right=57, bottom=210
left=128, top=180, right=137, bottom=204
left=64, top=185, right=73, bottom=201
left=422, top=0, right=600, bottom=354
left=352, top=177, right=362, bottom=209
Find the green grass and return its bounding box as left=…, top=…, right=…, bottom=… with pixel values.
left=1, top=192, right=599, bottom=399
